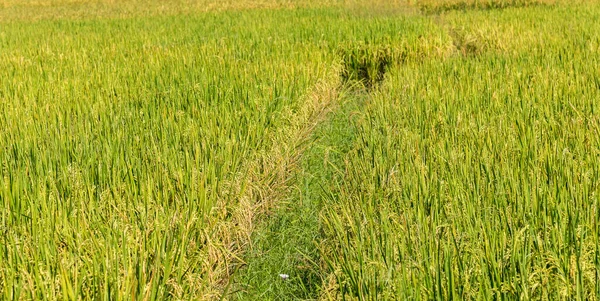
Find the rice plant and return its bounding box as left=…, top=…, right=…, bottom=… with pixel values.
left=2, top=0, right=599, bottom=300
left=320, top=2, right=600, bottom=299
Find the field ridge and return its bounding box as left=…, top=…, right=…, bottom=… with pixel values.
left=207, top=74, right=341, bottom=298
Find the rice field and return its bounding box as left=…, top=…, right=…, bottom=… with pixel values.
left=1, top=0, right=599, bottom=300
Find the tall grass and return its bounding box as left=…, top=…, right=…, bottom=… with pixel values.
left=0, top=2, right=450, bottom=299
left=0, top=8, right=331, bottom=300
left=321, top=2, right=600, bottom=300
left=4, top=0, right=598, bottom=299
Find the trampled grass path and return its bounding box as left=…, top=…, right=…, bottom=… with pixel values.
left=207, top=73, right=341, bottom=299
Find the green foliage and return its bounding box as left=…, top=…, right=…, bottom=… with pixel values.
left=2, top=0, right=600, bottom=300
left=0, top=3, right=447, bottom=300
left=0, top=8, right=328, bottom=300
left=320, top=2, right=600, bottom=300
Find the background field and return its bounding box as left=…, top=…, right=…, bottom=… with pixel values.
left=1, top=0, right=599, bottom=300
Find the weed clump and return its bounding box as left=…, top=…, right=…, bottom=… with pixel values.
left=340, top=44, right=392, bottom=89
left=447, top=27, right=483, bottom=56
